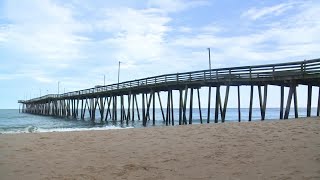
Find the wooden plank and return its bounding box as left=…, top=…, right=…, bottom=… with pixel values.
left=307, top=85, right=312, bottom=117
left=197, top=88, right=203, bottom=124
left=237, top=86, right=241, bottom=122
left=249, top=85, right=254, bottom=121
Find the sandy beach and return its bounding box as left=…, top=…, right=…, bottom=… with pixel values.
left=1, top=118, right=320, bottom=180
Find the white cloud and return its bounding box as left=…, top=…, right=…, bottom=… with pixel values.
left=99, top=8, right=171, bottom=62
left=242, top=2, right=296, bottom=20
left=171, top=2, right=320, bottom=64
left=147, top=0, right=209, bottom=13
left=3, top=0, right=89, bottom=61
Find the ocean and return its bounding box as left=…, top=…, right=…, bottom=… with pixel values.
left=0, top=108, right=317, bottom=134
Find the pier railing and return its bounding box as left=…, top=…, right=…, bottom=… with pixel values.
left=20, top=58, right=320, bottom=103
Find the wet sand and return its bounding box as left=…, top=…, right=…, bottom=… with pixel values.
left=1, top=117, right=320, bottom=180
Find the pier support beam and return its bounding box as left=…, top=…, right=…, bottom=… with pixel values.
left=280, top=85, right=284, bottom=119
left=189, top=88, right=194, bottom=124
left=284, top=84, right=298, bottom=119
left=197, top=88, right=202, bottom=124
left=237, top=86, right=241, bottom=122
left=157, top=92, right=165, bottom=122
left=307, top=85, right=312, bottom=117
left=221, top=85, right=230, bottom=123
left=207, top=86, right=211, bottom=124
left=258, top=85, right=268, bottom=120
left=179, top=89, right=183, bottom=125
left=318, top=87, right=320, bottom=116
left=183, top=86, right=188, bottom=125
left=142, top=93, right=146, bottom=126
left=215, top=86, right=220, bottom=123
left=249, top=85, right=254, bottom=121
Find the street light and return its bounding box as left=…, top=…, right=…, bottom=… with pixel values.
left=117, top=61, right=121, bottom=89
left=104, top=74, right=106, bottom=86
left=208, top=48, right=212, bottom=79
left=58, top=81, right=60, bottom=95
left=207, top=48, right=211, bottom=70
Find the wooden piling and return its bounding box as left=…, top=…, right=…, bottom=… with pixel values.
left=166, top=90, right=170, bottom=126
left=132, top=94, right=135, bottom=121
left=189, top=88, right=193, bottom=124
left=207, top=86, right=211, bottom=124
left=127, top=94, right=131, bottom=124
left=221, top=85, right=230, bottom=122
left=183, top=86, right=188, bottom=125
left=197, top=88, right=203, bottom=124
left=307, top=85, right=312, bottom=117
left=280, top=85, right=284, bottom=119
left=170, top=90, right=174, bottom=126
left=142, top=93, right=146, bottom=126
left=249, top=85, right=254, bottom=121
left=157, top=92, right=165, bottom=122
left=179, top=89, right=183, bottom=125
left=214, top=86, right=220, bottom=123
left=153, top=91, right=155, bottom=125
left=284, top=85, right=294, bottom=119
left=317, top=87, right=320, bottom=116
left=237, top=86, right=241, bottom=122
left=135, top=95, right=140, bottom=121
left=293, top=85, right=298, bottom=118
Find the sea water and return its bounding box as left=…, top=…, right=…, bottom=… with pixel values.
left=0, top=108, right=317, bottom=134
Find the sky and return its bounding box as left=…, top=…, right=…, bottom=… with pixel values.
left=0, top=0, right=319, bottom=109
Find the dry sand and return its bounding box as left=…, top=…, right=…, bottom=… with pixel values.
left=1, top=118, right=320, bottom=180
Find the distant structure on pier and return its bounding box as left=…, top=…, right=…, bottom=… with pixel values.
left=19, top=58, right=320, bottom=126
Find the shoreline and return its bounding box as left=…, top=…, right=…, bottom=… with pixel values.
left=1, top=116, right=319, bottom=135
left=1, top=117, right=320, bottom=179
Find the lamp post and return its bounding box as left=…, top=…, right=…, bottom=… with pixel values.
left=58, top=81, right=60, bottom=95
left=104, top=75, right=106, bottom=86
left=118, top=61, right=121, bottom=89
left=208, top=48, right=211, bottom=70
left=208, top=48, right=212, bottom=79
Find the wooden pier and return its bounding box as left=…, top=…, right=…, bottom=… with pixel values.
left=18, top=58, right=320, bottom=126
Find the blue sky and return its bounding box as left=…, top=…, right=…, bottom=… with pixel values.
left=0, top=0, right=319, bottom=109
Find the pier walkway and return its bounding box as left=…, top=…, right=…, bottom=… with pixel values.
left=19, top=58, right=320, bottom=126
